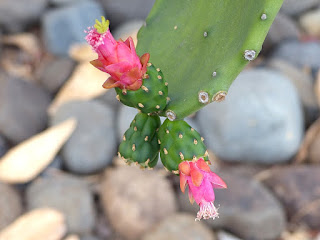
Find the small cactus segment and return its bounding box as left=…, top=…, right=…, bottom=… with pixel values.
left=136, top=0, right=283, bottom=119
left=158, top=119, right=208, bottom=172
left=115, top=64, right=168, bottom=113
left=118, top=113, right=161, bottom=168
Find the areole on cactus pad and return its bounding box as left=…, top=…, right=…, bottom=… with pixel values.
left=85, top=0, right=283, bottom=221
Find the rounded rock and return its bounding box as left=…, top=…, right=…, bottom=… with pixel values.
left=0, top=182, right=23, bottom=231
left=26, top=174, right=96, bottom=234
left=142, top=213, right=216, bottom=240
left=51, top=100, right=117, bottom=174
left=101, top=166, right=177, bottom=240
left=198, top=69, right=304, bottom=164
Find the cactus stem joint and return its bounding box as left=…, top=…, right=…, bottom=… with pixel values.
left=198, top=91, right=210, bottom=104
left=213, top=91, right=227, bottom=102
left=244, top=50, right=256, bottom=61
left=166, top=110, right=176, bottom=121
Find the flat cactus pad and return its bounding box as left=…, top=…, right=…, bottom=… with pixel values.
left=136, top=0, right=283, bottom=120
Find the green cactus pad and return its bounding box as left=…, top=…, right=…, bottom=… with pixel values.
left=118, top=112, right=161, bottom=168
left=158, top=119, right=209, bottom=172
left=136, top=0, right=283, bottom=119
left=115, top=64, right=168, bottom=114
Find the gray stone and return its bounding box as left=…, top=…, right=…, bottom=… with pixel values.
left=198, top=69, right=304, bottom=164
left=263, top=166, right=320, bottom=229
left=142, top=213, right=216, bottom=240
left=217, top=231, right=242, bottom=240
left=0, top=73, right=51, bottom=144
left=281, top=0, right=320, bottom=16
left=271, top=40, right=320, bottom=71
left=49, top=0, right=79, bottom=6
left=95, top=89, right=121, bottom=110
left=265, top=13, right=300, bottom=49
left=0, top=182, right=23, bottom=231
left=42, top=1, right=104, bottom=56
left=0, top=135, right=9, bottom=158
left=178, top=171, right=286, bottom=240
left=26, top=174, right=96, bottom=234
left=0, top=0, right=47, bottom=32
left=41, top=156, right=63, bottom=176
left=101, top=166, right=177, bottom=240
left=100, top=0, right=155, bottom=27
left=267, top=58, right=319, bottom=126
left=37, top=58, right=75, bottom=93
left=51, top=100, right=117, bottom=174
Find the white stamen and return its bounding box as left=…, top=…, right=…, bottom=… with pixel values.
left=195, top=202, right=219, bottom=221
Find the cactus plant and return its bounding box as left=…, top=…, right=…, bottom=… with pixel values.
left=118, top=113, right=161, bottom=168
left=115, top=63, right=168, bottom=113
left=158, top=119, right=208, bottom=172
left=136, top=0, right=284, bottom=120
left=86, top=0, right=284, bottom=221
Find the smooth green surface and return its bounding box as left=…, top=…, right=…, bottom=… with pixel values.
left=158, top=119, right=208, bottom=171
left=137, top=0, right=283, bottom=119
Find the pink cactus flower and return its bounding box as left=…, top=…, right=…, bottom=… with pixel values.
left=85, top=17, right=150, bottom=90
left=179, top=158, right=227, bottom=221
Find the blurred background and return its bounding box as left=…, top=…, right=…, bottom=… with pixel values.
left=0, top=0, right=320, bottom=239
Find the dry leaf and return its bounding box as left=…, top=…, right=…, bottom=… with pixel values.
left=0, top=208, right=66, bottom=240
left=294, top=117, right=320, bottom=163
left=0, top=118, right=77, bottom=183
left=48, top=62, right=108, bottom=115
left=1, top=33, right=41, bottom=59
left=69, top=44, right=97, bottom=62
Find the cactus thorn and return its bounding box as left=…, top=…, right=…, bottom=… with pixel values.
left=166, top=110, right=176, bottom=121
left=212, top=71, right=217, bottom=77
left=143, top=73, right=149, bottom=79
left=166, top=97, right=171, bottom=103
left=141, top=85, right=149, bottom=92
left=179, top=152, right=185, bottom=160
left=122, top=89, right=127, bottom=95
left=144, top=136, right=149, bottom=141
left=261, top=13, right=267, bottom=20
left=117, top=152, right=121, bottom=158
left=194, top=139, right=198, bottom=145
left=213, top=91, right=227, bottom=102
left=157, top=75, right=162, bottom=80
left=138, top=103, right=144, bottom=108
left=193, top=155, right=197, bottom=161
left=244, top=50, right=256, bottom=61
left=201, top=137, right=205, bottom=142
left=198, top=91, right=209, bottom=104
left=203, top=31, right=208, bottom=37
left=205, top=150, right=209, bottom=157
left=116, top=95, right=120, bottom=101
left=156, top=105, right=160, bottom=109
left=174, top=25, right=178, bottom=30
left=132, top=144, right=136, bottom=151
left=165, top=82, right=168, bottom=86
left=191, top=128, right=195, bottom=132
left=163, top=148, right=168, bottom=155
left=123, top=135, right=126, bottom=141
left=147, top=62, right=152, bottom=67
left=145, top=159, right=150, bottom=165
left=156, top=68, right=160, bottom=72
left=159, top=91, right=163, bottom=95
left=172, top=170, right=179, bottom=174
left=179, top=133, right=183, bottom=139
left=134, top=126, right=138, bottom=131
left=158, top=139, right=161, bottom=144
